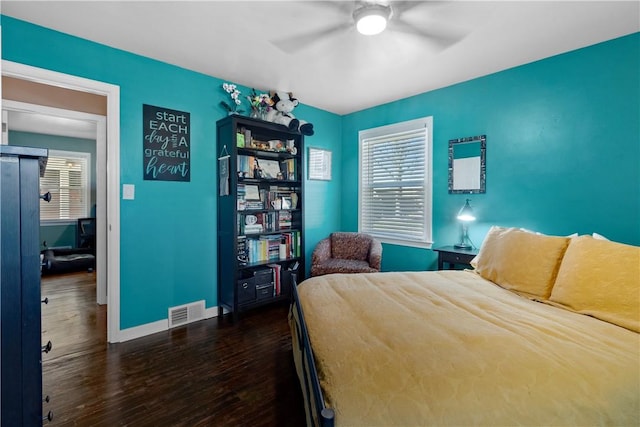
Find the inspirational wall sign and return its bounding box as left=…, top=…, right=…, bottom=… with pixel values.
left=143, top=104, right=190, bottom=182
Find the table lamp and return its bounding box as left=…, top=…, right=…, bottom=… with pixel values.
left=454, top=199, right=476, bottom=249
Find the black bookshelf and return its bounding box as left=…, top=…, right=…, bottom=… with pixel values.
left=216, top=115, right=305, bottom=320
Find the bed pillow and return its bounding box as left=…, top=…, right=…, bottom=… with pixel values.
left=472, top=226, right=570, bottom=298
left=549, top=235, right=640, bottom=332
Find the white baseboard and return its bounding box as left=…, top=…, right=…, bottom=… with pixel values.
left=118, top=305, right=223, bottom=342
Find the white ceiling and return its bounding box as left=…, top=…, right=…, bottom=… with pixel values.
left=6, top=110, right=98, bottom=139
left=2, top=1, right=639, bottom=115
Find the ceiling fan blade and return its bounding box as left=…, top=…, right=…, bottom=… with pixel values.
left=388, top=19, right=466, bottom=50
left=305, top=0, right=355, bottom=15
left=390, top=0, right=440, bottom=16
left=271, top=22, right=353, bottom=54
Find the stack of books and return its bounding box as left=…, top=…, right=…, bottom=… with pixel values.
left=245, top=200, right=264, bottom=210
left=243, top=224, right=264, bottom=234
left=278, top=211, right=292, bottom=229
left=237, top=184, right=246, bottom=210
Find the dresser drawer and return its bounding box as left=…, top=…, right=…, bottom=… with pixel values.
left=440, top=251, right=475, bottom=265
left=434, top=246, right=478, bottom=270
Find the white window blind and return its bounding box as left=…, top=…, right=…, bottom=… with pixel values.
left=359, top=117, right=433, bottom=248
left=40, top=150, right=90, bottom=222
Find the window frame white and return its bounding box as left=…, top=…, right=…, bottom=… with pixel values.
left=358, top=116, right=433, bottom=249
left=40, top=149, right=91, bottom=225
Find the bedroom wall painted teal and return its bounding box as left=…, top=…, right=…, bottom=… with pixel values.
left=1, top=16, right=343, bottom=328
left=295, top=104, right=343, bottom=275
left=341, top=33, right=640, bottom=271
left=9, top=130, right=97, bottom=248
left=2, top=15, right=637, bottom=326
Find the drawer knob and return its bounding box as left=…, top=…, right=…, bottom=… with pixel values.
left=42, top=340, right=53, bottom=354
left=40, top=192, right=52, bottom=203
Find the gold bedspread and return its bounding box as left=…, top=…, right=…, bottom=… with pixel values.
left=296, top=271, right=640, bottom=426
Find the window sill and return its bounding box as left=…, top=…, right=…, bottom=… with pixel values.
left=376, top=237, right=433, bottom=250
left=41, top=219, right=77, bottom=226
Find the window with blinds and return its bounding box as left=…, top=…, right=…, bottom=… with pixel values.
left=40, top=150, right=90, bottom=222
left=358, top=117, right=433, bottom=248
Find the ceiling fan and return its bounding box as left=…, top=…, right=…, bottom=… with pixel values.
left=271, top=1, right=467, bottom=53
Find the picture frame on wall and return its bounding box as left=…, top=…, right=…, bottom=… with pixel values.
left=308, top=147, right=332, bottom=181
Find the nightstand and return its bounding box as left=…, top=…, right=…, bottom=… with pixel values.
left=433, top=246, right=479, bottom=270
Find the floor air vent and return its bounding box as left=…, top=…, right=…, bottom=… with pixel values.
left=168, top=300, right=205, bottom=328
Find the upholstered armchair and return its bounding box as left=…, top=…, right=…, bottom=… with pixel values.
left=311, top=232, right=383, bottom=277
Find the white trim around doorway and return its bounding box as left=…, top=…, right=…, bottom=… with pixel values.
left=2, top=60, right=122, bottom=343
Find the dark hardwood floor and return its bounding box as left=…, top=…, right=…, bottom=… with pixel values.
left=41, top=272, right=306, bottom=426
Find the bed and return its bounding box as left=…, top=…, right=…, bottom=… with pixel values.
left=290, top=227, right=640, bottom=426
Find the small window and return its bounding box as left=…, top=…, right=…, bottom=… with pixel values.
left=40, top=150, right=91, bottom=223
left=359, top=117, right=433, bottom=248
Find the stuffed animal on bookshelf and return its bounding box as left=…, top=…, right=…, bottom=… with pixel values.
left=265, top=91, right=314, bottom=136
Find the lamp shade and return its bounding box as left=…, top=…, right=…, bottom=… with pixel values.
left=457, top=199, right=476, bottom=222
left=354, top=4, right=390, bottom=35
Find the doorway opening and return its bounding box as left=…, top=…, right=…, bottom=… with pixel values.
left=2, top=60, right=122, bottom=342
left=4, top=101, right=106, bottom=303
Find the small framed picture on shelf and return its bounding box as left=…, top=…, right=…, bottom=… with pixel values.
left=281, top=196, right=292, bottom=210
left=259, top=159, right=282, bottom=179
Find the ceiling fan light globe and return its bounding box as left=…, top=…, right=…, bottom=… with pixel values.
left=357, top=14, right=387, bottom=35
left=354, top=4, right=390, bottom=36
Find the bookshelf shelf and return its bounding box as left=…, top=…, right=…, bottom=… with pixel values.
left=217, top=115, right=305, bottom=320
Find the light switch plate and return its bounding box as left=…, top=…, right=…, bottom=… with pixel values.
left=123, top=184, right=135, bottom=200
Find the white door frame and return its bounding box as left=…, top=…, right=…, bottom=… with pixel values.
left=2, top=60, right=122, bottom=343
left=3, top=100, right=107, bottom=306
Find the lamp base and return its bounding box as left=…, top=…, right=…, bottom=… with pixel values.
left=453, top=242, right=472, bottom=250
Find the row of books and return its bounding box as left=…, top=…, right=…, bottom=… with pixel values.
left=237, top=231, right=301, bottom=265
left=237, top=155, right=258, bottom=177
left=266, top=264, right=284, bottom=296
left=238, top=212, right=295, bottom=234
left=281, top=158, right=296, bottom=181
left=239, top=212, right=271, bottom=234
left=237, top=184, right=299, bottom=212
left=264, top=263, right=297, bottom=297
left=265, top=185, right=299, bottom=209
left=280, top=231, right=301, bottom=259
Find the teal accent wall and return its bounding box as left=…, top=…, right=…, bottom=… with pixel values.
left=3, top=14, right=638, bottom=328
left=295, top=104, right=343, bottom=277
left=2, top=16, right=343, bottom=328
left=342, top=33, right=640, bottom=271
left=9, top=130, right=97, bottom=248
